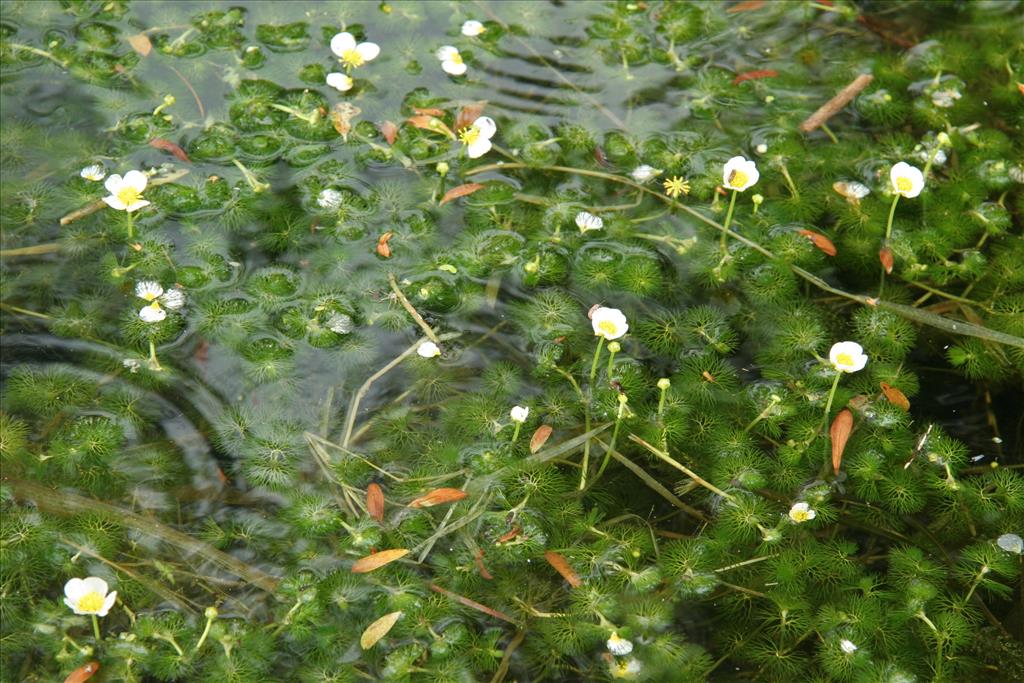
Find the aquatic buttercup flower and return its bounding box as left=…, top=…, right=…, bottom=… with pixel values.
left=331, top=32, right=380, bottom=69
left=829, top=341, right=868, bottom=373
left=136, top=281, right=185, bottom=323
left=326, top=72, right=354, bottom=92
left=788, top=502, right=816, bottom=523
left=458, top=116, right=496, bottom=159
left=317, top=188, right=343, bottom=209
left=607, top=632, right=634, bottom=656
left=890, top=162, right=924, bottom=198
left=575, top=211, right=603, bottom=233
left=418, top=341, right=441, bottom=358
left=630, top=164, right=659, bottom=183
left=510, top=406, right=529, bottom=423
left=102, top=170, right=149, bottom=212
left=591, top=307, right=628, bottom=341
left=64, top=577, right=117, bottom=617
left=462, top=20, right=486, bottom=37
left=722, top=156, right=759, bottom=191
left=997, top=533, right=1023, bottom=554
left=663, top=176, right=690, bottom=198
left=609, top=658, right=642, bottom=679
left=80, top=164, right=106, bottom=182
left=840, top=639, right=858, bottom=654
left=436, top=46, right=467, bottom=76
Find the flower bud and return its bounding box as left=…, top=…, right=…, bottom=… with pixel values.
left=205, top=606, right=219, bottom=619
left=752, top=193, right=764, bottom=206
left=436, top=162, right=449, bottom=177
left=657, top=378, right=671, bottom=390
left=607, top=341, right=621, bottom=353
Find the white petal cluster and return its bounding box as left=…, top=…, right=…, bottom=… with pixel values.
left=607, top=632, right=634, bottom=656
left=510, top=405, right=530, bottom=423
left=829, top=341, right=868, bottom=373
left=80, top=164, right=106, bottom=182
left=575, top=211, right=603, bottom=233
left=418, top=341, right=441, bottom=358
left=64, top=577, right=117, bottom=617
left=788, top=502, right=816, bottom=523
left=890, top=161, right=925, bottom=198
left=326, top=72, right=354, bottom=92
left=436, top=46, right=467, bottom=76
left=330, top=32, right=380, bottom=69
left=591, top=307, right=628, bottom=341
left=462, top=20, right=486, bottom=37
left=135, top=281, right=185, bottom=323
left=459, top=116, right=497, bottom=159
left=722, top=156, right=759, bottom=191
left=629, top=164, right=659, bottom=182
left=102, top=170, right=150, bottom=212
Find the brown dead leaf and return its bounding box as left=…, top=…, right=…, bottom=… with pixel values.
left=727, top=0, right=765, bottom=12
left=406, top=115, right=455, bottom=139
left=544, top=551, right=582, bottom=587
left=351, top=548, right=409, bottom=573
left=496, top=526, right=521, bottom=543
left=879, top=246, right=894, bottom=274
left=830, top=408, right=854, bottom=476
left=379, top=120, right=398, bottom=145
left=331, top=102, right=361, bottom=140
left=530, top=425, right=553, bottom=454
left=409, top=488, right=467, bottom=508
left=127, top=33, right=152, bottom=56
left=360, top=611, right=403, bottom=649
left=797, top=229, right=837, bottom=257
left=440, top=183, right=485, bottom=206
left=455, top=101, right=487, bottom=132
left=474, top=549, right=493, bottom=580
left=367, top=483, right=384, bottom=522
left=413, top=106, right=447, bottom=117
left=149, top=138, right=191, bottom=163
left=64, top=662, right=100, bottom=683
left=879, top=382, right=910, bottom=411
left=376, top=231, right=394, bottom=258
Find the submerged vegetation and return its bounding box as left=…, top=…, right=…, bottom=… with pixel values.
left=1, top=0, right=1023, bottom=681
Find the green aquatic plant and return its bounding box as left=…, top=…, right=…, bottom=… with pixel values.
left=2, top=1, right=1023, bottom=682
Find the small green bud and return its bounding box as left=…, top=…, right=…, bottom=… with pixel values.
left=523, top=260, right=538, bottom=273
left=205, top=606, right=219, bottom=620
left=436, top=162, right=449, bottom=176
left=751, top=193, right=764, bottom=206
left=937, top=131, right=951, bottom=146
left=657, top=378, right=671, bottom=390
left=608, top=341, right=621, bottom=353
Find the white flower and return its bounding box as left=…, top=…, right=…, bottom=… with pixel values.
left=417, top=341, right=441, bottom=358
left=327, top=312, right=353, bottom=334
left=840, top=639, right=858, bottom=654
left=326, top=72, right=354, bottom=92
left=575, top=211, right=603, bottom=233
left=755, top=143, right=768, bottom=154
left=788, top=502, right=816, bottom=523
left=607, top=632, right=634, bottom=656
left=829, top=341, right=868, bottom=373
left=80, top=164, right=106, bottom=182
left=461, top=20, right=486, bottom=37
left=436, top=46, right=467, bottom=76
left=510, top=405, right=529, bottom=423
left=64, top=577, right=117, bottom=617
left=931, top=88, right=961, bottom=108
left=890, top=161, right=925, bottom=198
left=317, top=188, right=343, bottom=209
left=136, top=281, right=184, bottom=323
left=997, top=533, right=1023, bottom=554
left=630, top=164, right=659, bottom=183
left=458, top=116, right=496, bottom=159
left=102, top=170, right=150, bottom=212
left=122, top=358, right=142, bottom=373
left=330, top=32, right=380, bottom=69
left=722, top=156, right=759, bottom=191
left=610, top=657, right=642, bottom=679
left=591, top=307, right=628, bottom=341
left=833, top=180, right=871, bottom=202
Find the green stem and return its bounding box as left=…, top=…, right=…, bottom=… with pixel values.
left=592, top=398, right=627, bottom=485
left=719, top=189, right=738, bottom=254
left=879, top=193, right=900, bottom=295
left=605, top=348, right=618, bottom=379
left=580, top=337, right=606, bottom=491
left=148, top=340, right=163, bottom=371
left=194, top=611, right=216, bottom=652
left=91, top=614, right=101, bottom=642
left=126, top=210, right=134, bottom=240
left=657, top=384, right=669, bottom=420
left=510, top=422, right=522, bottom=444
left=821, top=372, right=842, bottom=431
left=589, top=336, right=605, bottom=386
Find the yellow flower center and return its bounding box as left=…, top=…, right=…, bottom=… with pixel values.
left=835, top=352, right=853, bottom=367
left=895, top=176, right=913, bottom=193
left=147, top=301, right=163, bottom=313
left=597, top=320, right=618, bottom=337
left=459, top=126, right=480, bottom=145
left=78, top=591, right=105, bottom=613
left=450, top=52, right=463, bottom=65
left=342, top=49, right=364, bottom=68
left=117, top=186, right=142, bottom=207
left=791, top=509, right=811, bottom=522
left=728, top=169, right=749, bottom=188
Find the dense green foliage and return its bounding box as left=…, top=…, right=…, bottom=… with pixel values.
left=1, top=1, right=1023, bottom=681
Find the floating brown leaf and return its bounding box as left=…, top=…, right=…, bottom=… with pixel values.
left=409, top=487, right=467, bottom=508
left=367, top=483, right=384, bottom=522
left=879, top=246, right=894, bottom=274
left=406, top=115, right=455, bottom=139
left=440, top=183, right=485, bottom=206
left=879, top=382, right=910, bottom=411
left=331, top=102, right=361, bottom=140
left=544, top=551, right=582, bottom=587
left=379, top=120, right=398, bottom=145
left=64, top=662, right=100, bottom=683
left=455, top=101, right=486, bottom=132
left=149, top=138, right=191, bottom=163
left=127, top=33, right=152, bottom=56
left=830, top=408, right=854, bottom=476
left=360, top=611, right=403, bottom=649
left=797, top=229, right=837, bottom=256
left=376, top=231, right=394, bottom=258
left=351, top=548, right=409, bottom=573
left=530, top=425, right=553, bottom=454
left=413, top=106, right=447, bottom=117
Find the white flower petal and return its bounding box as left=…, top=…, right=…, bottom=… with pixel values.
left=355, top=42, right=380, bottom=62
left=80, top=164, right=106, bottom=181
left=442, top=59, right=467, bottom=76
left=890, top=161, right=924, bottom=198
left=436, top=45, right=460, bottom=61
left=473, top=116, right=496, bottom=140
left=330, top=32, right=356, bottom=58
left=122, top=170, right=148, bottom=193
left=592, top=307, right=629, bottom=340
left=64, top=578, right=87, bottom=602
left=575, top=211, right=603, bottom=232
left=723, top=156, right=759, bottom=191
left=139, top=304, right=166, bottom=323
left=82, top=576, right=108, bottom=596
left=124, top=199, right=151, bottom=213
left=418, top=341, right=441, bottom=358
left=467, top=137, right=492, bottom=159
left=102, top=195, right=128, bottom=211
left=630, top=164, right=658, bottom=182
left=104, top=174, right=124, bottom=195
left=510, top=406, right=529, bottom=423
left=462, top=20, right=486, bottom=37
left=829, top=341, right=868, bottom=373
left=98, top=591, right=117, bottom=617
left=326, top=72, right=353, bottom=92
left=161, top=289, right=185, bottom=310
left=135, top=281, right=164, bottom=300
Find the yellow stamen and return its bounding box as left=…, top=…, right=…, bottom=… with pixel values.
left=835, top=352, right=853, bottom=367
left=458, top=126, right=480, bottom=145
left=895, top=176, right=913, bottom=193
left=791, top=510, right=811, bottom=522
left=117, top=187, right=142, bottom=207
left=342, top=49, right=364, bottom=68
left=77, top=592, right=105, bottom=613
left=148, top=301, right=163, bottom=312
left=728, top=170, right=749, bottom=188
left=450, top=52, right=463, bottom=65
left=597, top=320, right=618, bottom=337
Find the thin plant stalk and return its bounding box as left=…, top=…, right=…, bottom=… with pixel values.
left=510, top=422, right=522, bottom=444
left=592, top=396, right=627, bottom=484
left=148, top=340, right=162, bottom=371
left=719, top=189, right=738, bottom=255
left=878, top=193, right=900, bottom=295
left=91, top=614, right=101, bottom=641
left=580, top=337, right=606, bottom=490
left=126, top=210, right=134, bottom=240
left=821, top=372, right=842, bottom=431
